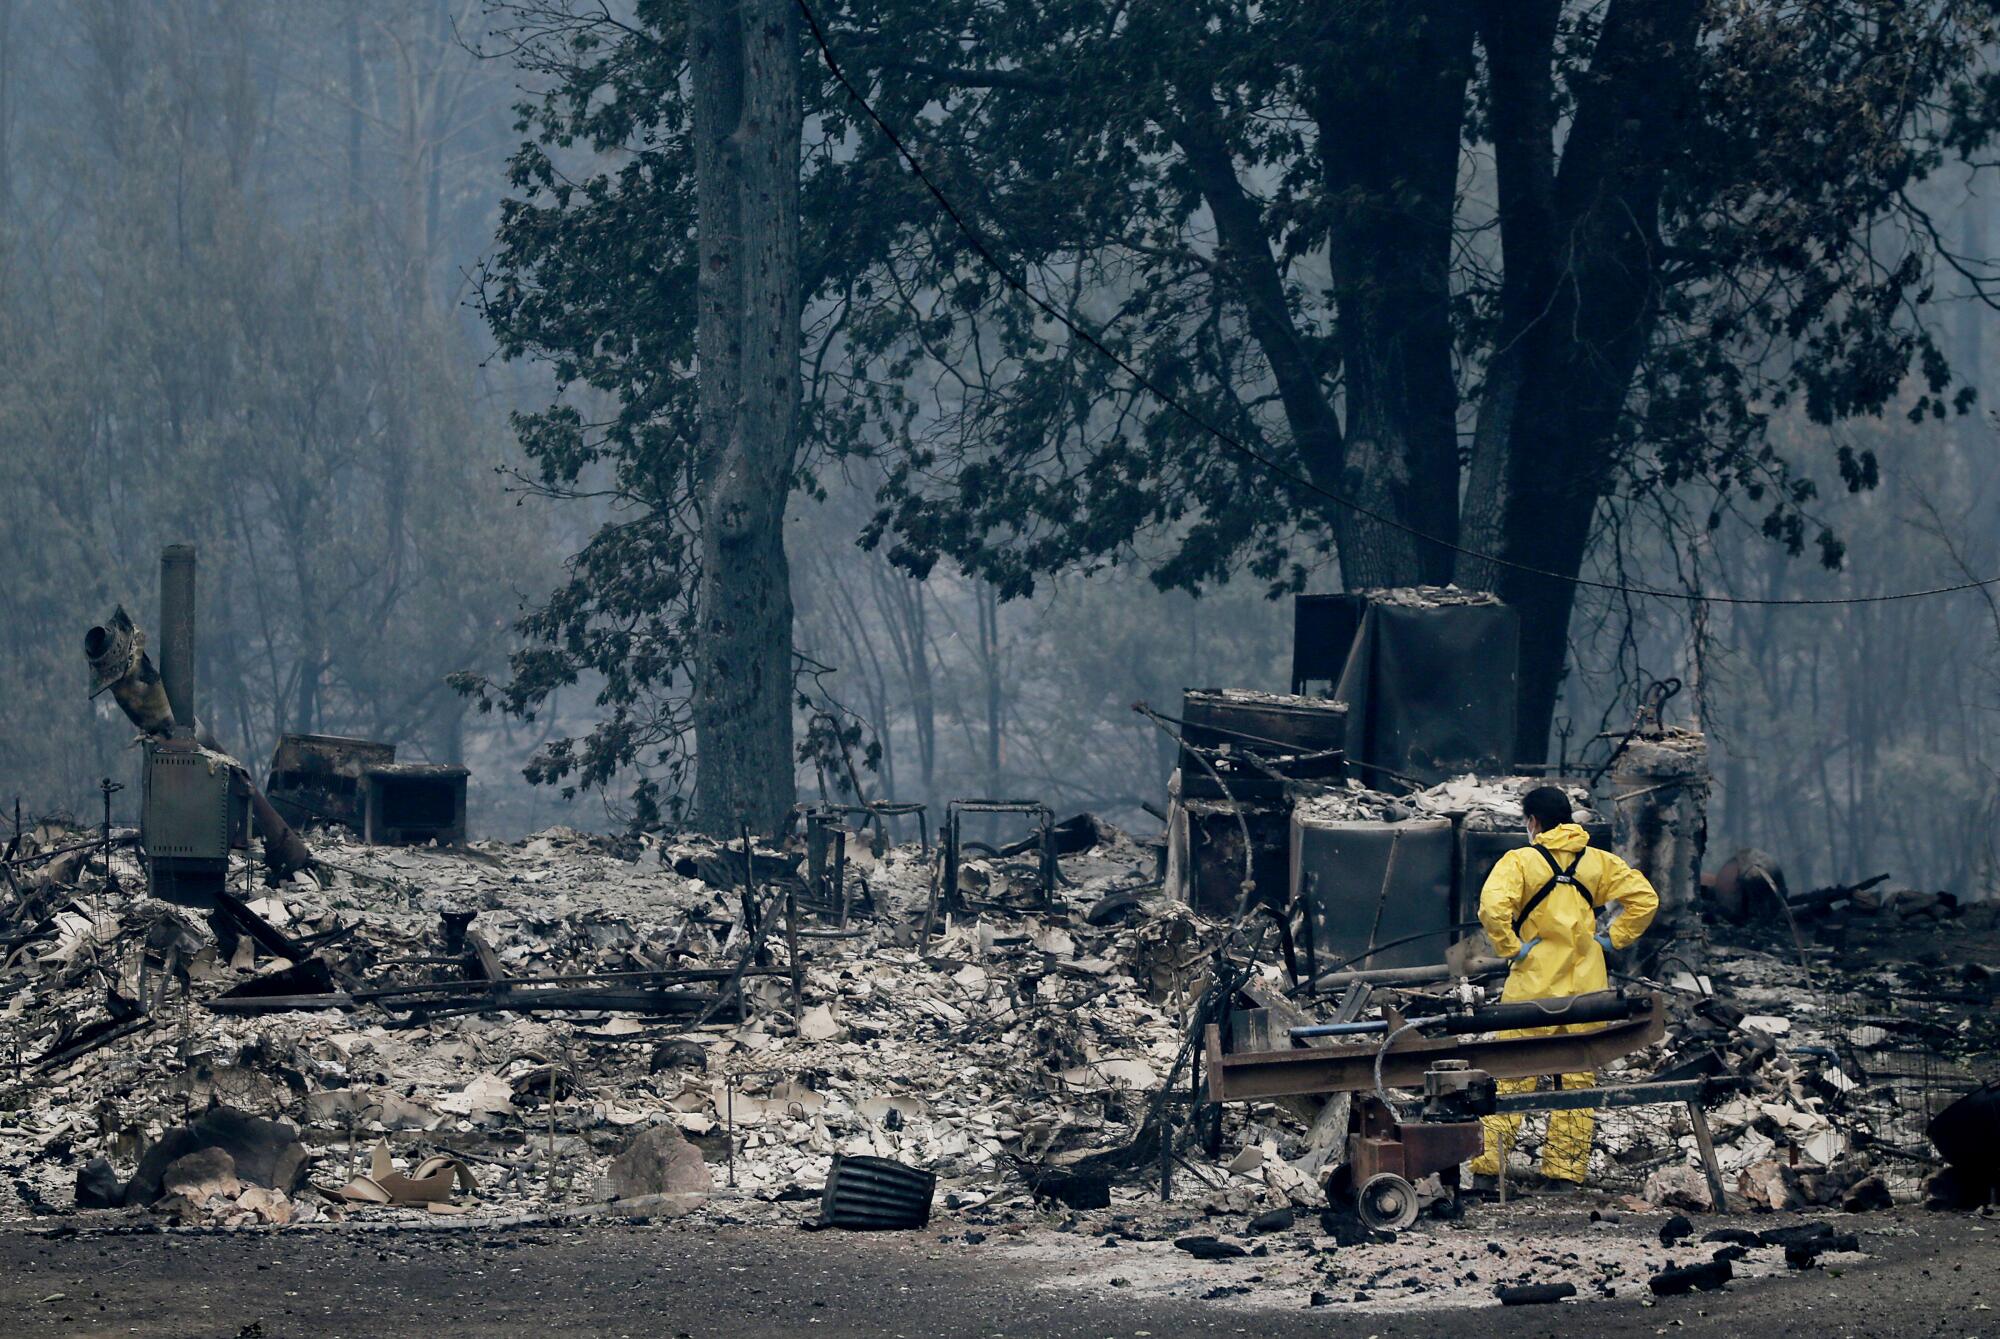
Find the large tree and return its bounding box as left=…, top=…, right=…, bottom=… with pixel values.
left=477, top=0, right=2000, bottom=817
left=480, top=0, right=803, bottom=832
left=833, top=0, right=2000, bottom=760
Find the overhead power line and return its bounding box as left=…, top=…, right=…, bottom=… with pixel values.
left=794, top=0, right=2000, bottom=609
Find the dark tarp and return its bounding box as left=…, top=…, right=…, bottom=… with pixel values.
left=1334, top=602, right=1519, bottom=785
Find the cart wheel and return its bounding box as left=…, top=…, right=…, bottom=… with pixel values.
left=1355, top=1172, right=1420, bottom=1231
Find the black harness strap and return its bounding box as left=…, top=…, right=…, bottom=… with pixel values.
left=1513, top=845, right=1591, bottom=936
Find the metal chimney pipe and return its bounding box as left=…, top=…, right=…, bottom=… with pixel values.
left=158, top=544, right=197, bottom=733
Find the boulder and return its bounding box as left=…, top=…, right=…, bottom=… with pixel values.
left=1841, top=1174, right=1893, bottom=1213
left=1643, top=1164, right=1714, bottom=1212
left=1737, top=1158, right=1806, bottom=1212
left=235, top=1186, right=294, bottom=1225
left=1248, top=1206, right=1294, bottom=1234
left=160, top=1147, right=240, bottom=1203
left=123, top=1106, right=308, bottom=1206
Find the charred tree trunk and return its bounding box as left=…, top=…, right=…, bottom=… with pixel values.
left=1458, top=0, right=1561, bottom=592
left=1171, top=2, right=1472, bottom=592
left=1310, top=0, right=1475, bottom=588
left=688, top=0, right=801, bottom=835
left=1461, top=0, right=1701, bottom=762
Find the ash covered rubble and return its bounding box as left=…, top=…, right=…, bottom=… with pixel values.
left=1294, top=773, right=1604, bottom=829
left=0, top=815, right=1209, bottom=1229
left=4, top=563, right=1990, bottom=1314
left=0, top=799, right=1990, bottom=1312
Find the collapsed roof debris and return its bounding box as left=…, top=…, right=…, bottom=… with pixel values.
left=5, top=571, right=1987, bottom=1316
left=0, top=799, right=1990, bottom=1307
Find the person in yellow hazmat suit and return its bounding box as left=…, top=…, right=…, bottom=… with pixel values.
left=1466, top=786, right=1660, bottom=1185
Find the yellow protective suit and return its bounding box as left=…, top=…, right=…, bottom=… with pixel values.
left=1466, top=822, right=1659, bottom=1183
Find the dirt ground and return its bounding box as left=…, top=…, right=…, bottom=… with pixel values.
left=0, top=1204, right=1990, bottom=1339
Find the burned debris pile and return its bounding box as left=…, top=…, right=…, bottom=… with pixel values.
left=5, top=554, right=1993, bottom=1317
left=1, top=804, right=1991, bottom=1242
left=0, top=816, right=1203, bottom=1226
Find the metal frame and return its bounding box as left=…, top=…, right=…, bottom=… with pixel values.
left=799, top=800, right=929, bottom=855
left=939, top=799, right=1058, bottom=914
left=1201, top=993, right=1731, bottom=1214
left=796, top=801, right=929, bottom=928
left=1340, top=1075, right=1732, bottom=1215
left=360, top=764, right=468, bottom=846
left=1203, top=993, right=1668, bottom=1102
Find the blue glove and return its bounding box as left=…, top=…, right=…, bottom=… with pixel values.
left=1513, top=937, right=1541, bottom=963
left=1595, top=931, right=1614, bottom=954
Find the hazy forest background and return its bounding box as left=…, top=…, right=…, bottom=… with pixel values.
left=0, top=0, right=1995, bottom=895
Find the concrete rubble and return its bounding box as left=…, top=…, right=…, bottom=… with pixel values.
left=0, top=809, right=1993, bottom=1312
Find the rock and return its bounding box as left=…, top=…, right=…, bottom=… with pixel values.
left=161, top=1148, right=240, bottom=1203
left=1173, top=1235, right=1248, bottom=1260
left=1926, top=1164, right=1998, bottom=1210
left=1658, top=1212, right=1694, bottom=1246
left=1318, top=1207, right=1396, bottom=1247
left=1738, top=1158, right=1806, bottom=1211
left=1025, top=1167, right=1111, bottom=1211
left=1496, top=1282, right=1576, bottom=1306
left=235, top=1186, right=293, bottom=1225
left=1841, top=1174, right=1893, bottom=1212
left=123, top=1106, right=308, bottom=1207
left=1649, top=1258, right=1732, bottom=1296
left=1248, top=1207, right=1294, bottom=1234
left=1643, top=1164, right=1714, bottom=1211
left=604, top=1124, right=713, bottom=1200
left=74, top=1158, right=123, bottom=1210
left=1796, top=1162, right=1864, bottom=1207
left=1892, top=890, right=1941, bottom=919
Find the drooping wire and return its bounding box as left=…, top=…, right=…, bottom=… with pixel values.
left=793, top=0, right=2000, bottom=610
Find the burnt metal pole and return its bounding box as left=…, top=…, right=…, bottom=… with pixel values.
left=158, top=544, right=197, bottom=734
left=99, top=778, right=123, bottom=891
